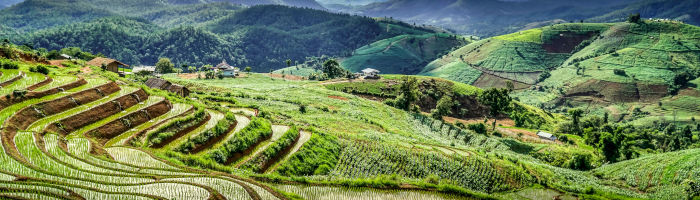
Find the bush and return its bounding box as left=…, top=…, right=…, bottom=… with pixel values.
left=29, top=65, right=50, bottom=75
left=613, top=69, right=626, bottom=76
left=627, top=13, right=641, bottom=23
left=467, top=123, right=487, bottom=135
left=538, top=71, right=550, bottom=82
left=1, top=60, right=19, bottom=69
left=425, top=174, right=440, bottom=185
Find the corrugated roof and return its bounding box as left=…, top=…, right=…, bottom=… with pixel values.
left=86, top=57, right=128, bottom=67
left=537, top=131, right=554, bottom=138
left=145, top=78, right=171, bottom=89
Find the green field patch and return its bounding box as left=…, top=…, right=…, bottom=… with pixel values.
left=33, top=75, right=79, bottom=92
left=27, top=86, right=139, bottom=132
left=494, top=28, right=543, bottom=43
left=273, top=184, right=472, bottom=200
left=67, top=95, right=165, bottom=139
left=106, top=103, right=192, bottom=147
left=106, top=147, right=179, bottom=170
left=419, top=61, right=482, bottom=84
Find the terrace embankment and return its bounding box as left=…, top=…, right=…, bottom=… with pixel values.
left=189, top=120, right=237, bottom=154
left=151, top=112, right=211, bottom=148
left=1, top=82, right=120, bottom=164
left=45, top=88, right=147, bottom=135
left=564, top=79, right=667, bottom=102
left=5, top=82, right=120, bottom=131
left=87, top=99, right=172, bottom=145
left=225, top=132, right=273, bottom=165
left=26, top=76, right=52, bottom=91
left=259, top=130, right=301, bottom=172
left=0, top=71, right=24, bottom=87
left=123, top=106, right=195, bottom=146
left=0, top=78, right=86, bottom=110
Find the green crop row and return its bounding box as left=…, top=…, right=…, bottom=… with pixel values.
left=208, top=117, right=272, bottom=164
left=241, top=126, right=300, bottom=172
left=146, top=107, right=207, bottom=147
left=276, top=132, right=341, bottom=176
left=174, top=112, right=236, bottom=153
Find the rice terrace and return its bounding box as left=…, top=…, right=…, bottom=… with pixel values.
left=0, top=0, right=699, bottom=199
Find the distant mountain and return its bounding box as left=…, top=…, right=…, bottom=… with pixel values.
left=352, top=0, right=699, bottom=36
left=8, top=5, right=434, bottom=72
left=209, top=0, right=326, bottom=9
left=0, top=0, right=23, bottom=8
left=589, top=0, right=700, bottom=24
left=422, top=21, right=700, bottom=107
left=0, top=0, right=115, bottom=31
left=316, top=0, right=386, bottom=6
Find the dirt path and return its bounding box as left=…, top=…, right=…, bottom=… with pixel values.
left=265, top=130, right=311, bottom=173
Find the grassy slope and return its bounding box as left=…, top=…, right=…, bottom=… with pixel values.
left=340, top=33, right=468, bottom=74
left=592, top=148, right=700, bottom=199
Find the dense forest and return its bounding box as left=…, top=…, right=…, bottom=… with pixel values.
left=1, top=2, right=435, bottom=71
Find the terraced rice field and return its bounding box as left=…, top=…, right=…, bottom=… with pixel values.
left=33, top=75, right=79, bottom=92
left=0, top=72, right=295, bottom=199
left=273, top=184, right=472, bottom=200
left=0, top=71, right=45, bottom=94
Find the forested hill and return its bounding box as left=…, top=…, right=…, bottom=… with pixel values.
left=0, top=0, right=23, bottom=8
left=352, top=0, right=700, bottom=36
left=3, top=5, right=435, bottom=71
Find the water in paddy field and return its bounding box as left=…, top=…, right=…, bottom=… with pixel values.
left=271, top=184, right=476, bottom=200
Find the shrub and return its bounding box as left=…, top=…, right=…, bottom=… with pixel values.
left=425, top=174, right=440, bottom=185
left=627, top=13, right=641, bottom=23
left=613, top=69, right=626, bottom=76
left=538, top=71, right=550, bottom=82
left=299, top=105, right=307, bottom=113
left=467, top=123, right=487, bottom=135
left=1, top=60, right=19, bottom=69
left=29, top=65, right=50, bottom=75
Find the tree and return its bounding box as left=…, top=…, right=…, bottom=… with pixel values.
left=393, top=77, right=419, bottom=111
left=187, top=66, right=197, bottom=73
left=155, top=58, right=174, bottom=74
left=627, top=13, right=641, bottom=23
left=603, top=112, right=609, bottom=124
left=431, top=96, right=454, bottom=119
left=322, top=59, right=347, bottom=79
left=245, top=66, right=252, bottom=73
left=569, top=108, right=584, bottom=134
left=478, top=88, right=512, bottom=130
left=505, top=81, right=514, bottom=92
left=286, top=59, right=292, bottom=68
left=598, top=132, right=620, bottom=162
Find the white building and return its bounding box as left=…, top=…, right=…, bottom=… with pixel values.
left=537, top=131, right=557, bottom=141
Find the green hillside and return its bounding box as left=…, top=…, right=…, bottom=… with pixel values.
left=1, top=28, right=700, bottom=199
left=3, top=4, right=435, bottom=71
left=340, top=33, right=469, bottom=74
left=592, top=148, right=700, bottom=199
left=424, top=21, right=699, bottom=99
